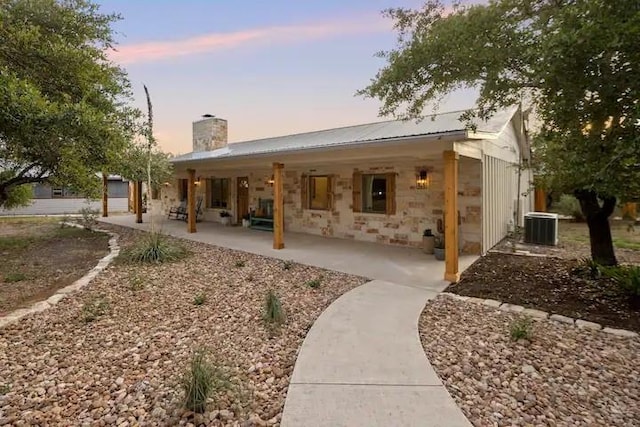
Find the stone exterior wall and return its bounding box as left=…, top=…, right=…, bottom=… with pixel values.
left=163, top=157, right=483, bottom=254
left=192, top=117, right=228, bottom=152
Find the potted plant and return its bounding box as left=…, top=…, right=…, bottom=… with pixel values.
left=434, top=235, right=445, bottom=260
left=219, top=210, right=232, bottom=226
left=422, top=228, right=435, bottom=254
left=242, top=213, right=251, bottom=228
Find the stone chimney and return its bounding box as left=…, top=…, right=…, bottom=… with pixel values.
left=192, top=115, right=228, bottom=152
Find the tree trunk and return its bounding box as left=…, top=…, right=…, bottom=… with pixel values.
left=575, top=190, right=617, bottom=266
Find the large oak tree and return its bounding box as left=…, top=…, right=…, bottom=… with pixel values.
left=360, top=0, right=640, bottom=265
left=0, top=0, right=138, bottom=207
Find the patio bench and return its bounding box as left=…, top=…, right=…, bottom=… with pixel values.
left=249, top=213, right=274, bottom=231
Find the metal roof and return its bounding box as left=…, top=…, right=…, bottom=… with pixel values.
left=172, top=107, right=517, bottom=163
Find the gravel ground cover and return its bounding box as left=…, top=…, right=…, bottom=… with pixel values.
left=420, top=296, right=640, bottom=427
left=0, top=225, right=366, bottom=426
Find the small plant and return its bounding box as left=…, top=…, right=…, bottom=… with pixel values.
left=434, top=235, right=445, bottom=249
left=129, top=275, right=145, bottom=291
left=4, top=272, right=26, bottom=283
left=181, top=349, right=230, bottom=413
left=82, top=296, right=110, bottom=323
left=219, top=211, right=232, bottom=218
left=423, top=228, right=433, bottom=237
left=124, top=232, right=187, bottom=264
left=79, top=206, right=99, bottom=231
left=601, top=265, right=640, bottom=297
left=0, top=384, right=10, bottom=395
left=234, top=260, right=246, bottom=268
left=59, top=215, right=71, bottom=228
left=246, top=273, right=254, bottom=282
left=573, top=257, right=602, bottom=278
left=193, top=293, right=206, bottom=306
left=283, top=260, right=294, bottom=270
left=509, top=316, right=533, bottom=341
left=305, top=276, right=322, bottom=289
left=263, top=289, right=286, bottom=325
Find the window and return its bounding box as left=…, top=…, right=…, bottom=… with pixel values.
left=52, top=187, right=64, bottom=198
left=209, top=178, right=229, bottom=208
left=301, top=175, right=333, bottom=211
left=309, top=176, right=330, bottom=210
left=362, top=174, right=387, bottom=213
left=178, top=179, right=188, bottom=201
left=352, top=172, right=396, bottom=215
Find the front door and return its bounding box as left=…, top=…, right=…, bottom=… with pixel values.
left=236, top=177, right=249, bottom=223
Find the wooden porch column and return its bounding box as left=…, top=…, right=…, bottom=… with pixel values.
left=273, top=162, right=284, bottom=249
left=534, top=188, right=546, bottom=212
left=443, top=151, right=459, bottom=283
left=101, top=173, right=108, bottom=217
left=187, top=169, right=196, bottom=233
left=136, top=180, right=143, bottom=223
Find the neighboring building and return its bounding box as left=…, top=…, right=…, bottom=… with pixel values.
left=161, top=108, right=534, bottom=257
left=0, top=175, right=129, bottom=216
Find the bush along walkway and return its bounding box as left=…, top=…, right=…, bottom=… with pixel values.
left=281, top=280, right=471, bottom=427
left=0, top=223, right=120, bottom=329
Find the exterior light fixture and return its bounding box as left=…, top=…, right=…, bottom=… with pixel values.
left=416, top=169, right=430, bottom=189
left=267, top=175, right=275, bottom=186
left=194, top=176, right=202, bottom=186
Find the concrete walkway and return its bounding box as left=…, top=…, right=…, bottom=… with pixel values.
left=281, top=280, right=471, bottom=427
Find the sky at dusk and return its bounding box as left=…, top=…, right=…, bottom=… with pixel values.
left=99, top=0, right=478, bottom=155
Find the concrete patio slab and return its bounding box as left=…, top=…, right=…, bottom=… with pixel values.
left=100, top=214, right=477, bottom=291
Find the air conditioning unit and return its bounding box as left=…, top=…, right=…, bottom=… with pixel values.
left=524, top=212, right=558, bottom=246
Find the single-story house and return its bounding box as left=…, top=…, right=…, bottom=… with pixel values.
left=0, top=175, right=130, bottom=216
left=162, top=107, right=533, bottom=281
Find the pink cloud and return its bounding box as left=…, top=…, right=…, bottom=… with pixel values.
left=110, top=15, right=391, bottom=64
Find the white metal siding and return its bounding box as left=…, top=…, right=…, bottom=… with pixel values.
left=482, top=155, right=517, bottom=252
left=0, top=198, right=128, bottom=216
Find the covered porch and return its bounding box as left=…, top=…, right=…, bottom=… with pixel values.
left=100, top=213, right=477, bottom=291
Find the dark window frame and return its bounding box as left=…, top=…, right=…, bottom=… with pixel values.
left=361, top=173, right=388, bottom=214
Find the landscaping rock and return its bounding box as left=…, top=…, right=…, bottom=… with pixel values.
left=603, top=327, right=639, bottom=338
left=420, top=297, right=640, bottom=427
left=521, top=308, right=549, bottom=320
left=575, top=319, right=602, bottom=330
left=482, top=299, right=502, bottom=308
left=0, top=225, right=366, bottom=425
left=550, top=313, right=575, bottom=325
left=499, top=303, right=524, bottom=313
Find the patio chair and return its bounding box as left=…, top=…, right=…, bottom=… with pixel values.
left=180, top=196, right=204, bottom=222
left=168, top=199, right=186, bottom=220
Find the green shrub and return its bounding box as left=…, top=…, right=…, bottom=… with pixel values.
left=0, top=384, right=10, bottom=395
left=181, top=349, right=230, bottom=413
left=509, top=316, right=533, bottom=341
left=573, top=257, right=602, bottom=278
left=554, top=194, right=585, bottom=222
left=305, top=276, right=323, bottom=289
left=283, top=260, right=294, bottom=271
left=193, top=293, right=206, bottom=306
left=79, top=206, right=99, bottom=231
left=82, top=296, right=110, bottom=323
left=4, top=272, right=26, bottom=283
left=234, top=260, right=246, bottom=268
left=129, top=276, right=145, bottom=291
left=601, top=265, right=640, bottom=296
left=124, top=232, right=187, bottom=264
left=263, top=289, right=286, bottom=325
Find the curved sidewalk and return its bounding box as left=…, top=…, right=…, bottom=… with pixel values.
left=281, top=280, right=471, bottom=427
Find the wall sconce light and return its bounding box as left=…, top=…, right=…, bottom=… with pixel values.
left=163, top=181, right=171, bottom=187
left=267, top=175, right=275, bottom=186
left=194, top=176, right=202, bottom=186
left=416, top=169, right=430, bottom=189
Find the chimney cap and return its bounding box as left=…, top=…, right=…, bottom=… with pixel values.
left=202, top=114, right=215, bottom=118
